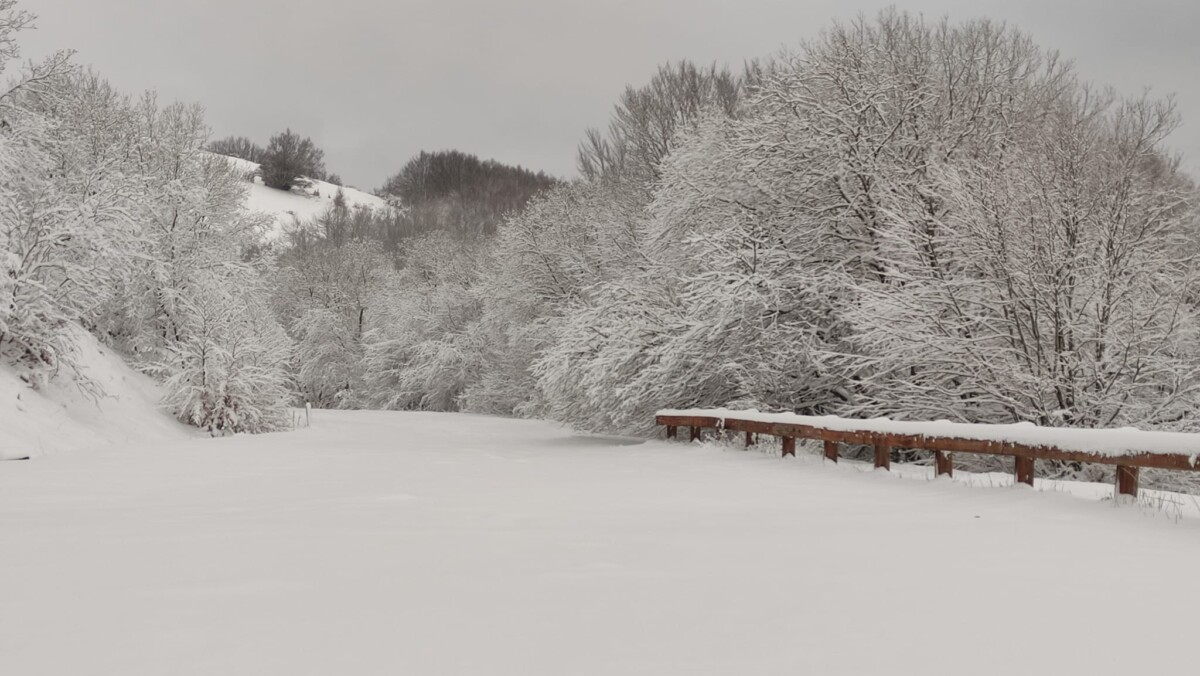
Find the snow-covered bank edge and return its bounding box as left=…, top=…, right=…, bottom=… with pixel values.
left=0, top=327, right=191, bottom=459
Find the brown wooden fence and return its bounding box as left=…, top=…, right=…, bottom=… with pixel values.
left=655, top=413, right=1200, bottom=497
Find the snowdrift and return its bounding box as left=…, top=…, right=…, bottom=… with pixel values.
left=213, top=154, right=391, bottom=239
left=0, top=327, right=189, bottom=459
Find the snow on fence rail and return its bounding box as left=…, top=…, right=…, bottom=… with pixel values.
left=655, top=408, right=1200, bottom=497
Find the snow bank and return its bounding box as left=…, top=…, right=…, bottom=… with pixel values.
left=213, top=154, right=392, bottom=239
left=658, top=407, right=1200, bottom=459
left=0, top=327, right=190, bottom=458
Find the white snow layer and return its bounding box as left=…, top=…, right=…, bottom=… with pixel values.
left=0, top=326, right=189, bottom=459
left=659, top=407, right=1200, bottom=459
left=3, top=409, right=1200, bottom=675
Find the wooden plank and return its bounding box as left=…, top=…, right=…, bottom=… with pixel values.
left=1015, top=455, right=1035, bottom=486
left=657, top=415, right=722, bottom=428
left=782, top=437, right=796, bottom=458
left=874, top=443, right=891, bottom=470
left=1116, top=465, right=1139, bottom=497
left=935, top=451, right=953, bottom=477
left=823, top=439, right=838, bottom=463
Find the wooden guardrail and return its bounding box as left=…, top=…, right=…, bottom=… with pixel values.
left=655, top=412, right=1200, bottom=497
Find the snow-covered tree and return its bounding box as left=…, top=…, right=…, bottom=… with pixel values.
left=361, top=232, right=488, bottom=411
left=461, top=179, right=646, bottom=415
left=270, top=201, right=391, bottom=407
left=293, top=308, right=361, bottom=408
left=0, top=7, right=108, bottom=383
left=108, top=98, right=294, bottom=432
left=846, top=93, right=1200, bottom=430
left=148, top=273, right=293, bottom=434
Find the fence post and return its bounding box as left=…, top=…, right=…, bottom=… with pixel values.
left=782, top=437, right=796, bottom=458
left=823, top=439, right=838, bottom=463
left=874, top=442, right=891, bottom=470
left=666, top=425, right=677, bottom=440
left=744, top=431, right=754, bottom=448
left=1015, top=456, right=1035, bottom=487
left=1116, top=465, right=1139, bottom=498
left=935, top=451, right=953, bottom=477
left=689, top=426, right=702, bottom=442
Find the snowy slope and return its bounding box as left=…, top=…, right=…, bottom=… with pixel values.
left=215, top=154, right=391, bottom=238
left=3, top=409, right=1199, bottom=675
left=0, top=326, right=190, bottom=459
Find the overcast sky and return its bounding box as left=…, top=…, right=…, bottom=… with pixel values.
left=15, top=0, right=1200, bottom=190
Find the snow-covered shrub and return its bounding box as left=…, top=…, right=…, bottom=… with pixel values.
left=150, top=280, right=293, bottom=434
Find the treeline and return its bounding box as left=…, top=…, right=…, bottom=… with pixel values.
left=295, top=11, right=1200, bottom=461
left=379, top=150, right=557, bottom=238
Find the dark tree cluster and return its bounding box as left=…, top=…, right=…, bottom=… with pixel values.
left=380, top=150, right=557, bottom=239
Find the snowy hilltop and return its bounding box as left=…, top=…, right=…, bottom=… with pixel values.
left=213, top=154, right=392, bottom=239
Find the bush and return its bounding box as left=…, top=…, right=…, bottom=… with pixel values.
left=260, top=129, right=326, bottom=190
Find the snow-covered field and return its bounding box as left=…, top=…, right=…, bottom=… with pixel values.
left=3, top=410, right=1199, bottom=675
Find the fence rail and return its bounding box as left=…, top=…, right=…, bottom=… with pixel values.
left=655, top=413, right=1200, bottom=497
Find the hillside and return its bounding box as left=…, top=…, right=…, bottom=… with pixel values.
left=215, top=154, right=392, bottom=238
left=0, top=326, right=190, bottom=460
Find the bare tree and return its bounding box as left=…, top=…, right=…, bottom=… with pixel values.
left=206, top=135, right=265, bottom=163
left=577, top=60, right=744, bottom=186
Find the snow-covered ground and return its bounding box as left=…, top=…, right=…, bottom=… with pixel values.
left=0, top=327, right=189, bottom=460
left=215, top=154, right=391, bottom=238
left=3, top=410, right=1199, bottom=675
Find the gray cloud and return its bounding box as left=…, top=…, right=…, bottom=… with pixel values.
left=17, top=0, right=1200, bottom=190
